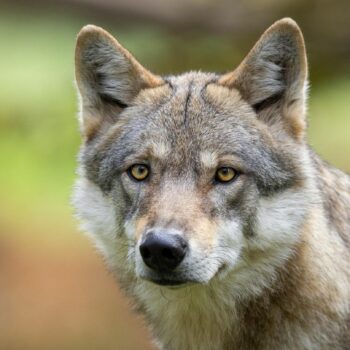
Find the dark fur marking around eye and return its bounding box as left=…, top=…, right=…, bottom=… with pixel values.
left=99, top=93, right=128, bottom=108
left=252, top=92, right=284, bottom=113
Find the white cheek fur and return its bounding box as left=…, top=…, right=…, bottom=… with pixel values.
left=252, top=188, right=309, bottom=249
left=72, top=177, right=118, bottom=258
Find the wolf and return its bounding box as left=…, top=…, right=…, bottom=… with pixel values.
left=73, top=18, right=350, bottom=349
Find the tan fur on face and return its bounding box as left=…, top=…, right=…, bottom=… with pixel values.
left=192, top=215, right=217, bottom=248
left=136, top=180, right=217, bottom=247
left=134, top=216, right=149, bottom=240
left=134, top=212, right=217, bottom=249
left=205, top=84, right=244, bottom=111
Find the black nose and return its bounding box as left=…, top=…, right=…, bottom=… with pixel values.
left=139, top=231, right=188, bottom=271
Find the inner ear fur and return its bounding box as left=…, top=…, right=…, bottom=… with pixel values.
left=75, top=25, right=163, bottom=140
left=219, top=18, right=308, bottom=140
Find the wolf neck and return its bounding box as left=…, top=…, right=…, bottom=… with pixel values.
left=311, top=150, right=350, bottom=245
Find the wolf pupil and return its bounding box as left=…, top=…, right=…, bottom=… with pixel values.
left=129, top=164, right=149, bottom=181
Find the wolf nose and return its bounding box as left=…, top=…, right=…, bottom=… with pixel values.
left=139, top=231, right=187, bottom=271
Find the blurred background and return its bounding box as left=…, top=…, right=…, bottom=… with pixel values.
left=0, top=0, right=349, bottom=349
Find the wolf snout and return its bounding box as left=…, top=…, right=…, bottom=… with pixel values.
left=139, top=231, right=188, bottom=271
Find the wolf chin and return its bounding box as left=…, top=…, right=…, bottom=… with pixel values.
left=72, top=18, right=350, bottom=349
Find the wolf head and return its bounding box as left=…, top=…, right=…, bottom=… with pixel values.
left=73, top=19, right=311, bottom=293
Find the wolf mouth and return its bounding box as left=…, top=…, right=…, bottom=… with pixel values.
left=141, top=275, right=198, bottom=287
left=140, top=263, right=228, bottom=288
left=149, top=278, right=189, bottom=286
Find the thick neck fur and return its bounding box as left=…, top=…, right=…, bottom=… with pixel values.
left=124, top=150, right=350, bottom=350
left=311, top=151, right=350, bottom=248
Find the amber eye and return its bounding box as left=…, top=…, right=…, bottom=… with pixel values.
left=215, top=167, right=237, bottom=183
left=128, top=164, right=149, bottom=181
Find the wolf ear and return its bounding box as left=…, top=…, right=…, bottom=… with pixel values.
left=219, top=18, right=308, bottom=140
left=75, top=25, right=163, bottom=140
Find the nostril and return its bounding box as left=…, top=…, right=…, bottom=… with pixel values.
left=162, top=247, right=175, bottom=260
left=180, top=241, right=187, bottom=250
left=140, top=246, right=151, bottom=260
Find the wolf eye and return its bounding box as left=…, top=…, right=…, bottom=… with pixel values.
left=128, top=164, right=149, bottom=181
left=215, top=167, right=237, bottom=183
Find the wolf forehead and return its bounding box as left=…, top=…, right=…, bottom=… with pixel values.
left=81, top=72, right=300, bottom=193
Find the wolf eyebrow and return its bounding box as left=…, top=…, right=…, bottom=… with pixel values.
left=200, top=151, right=218, bottom=169
left=149, top=140, right=171, bottom=160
